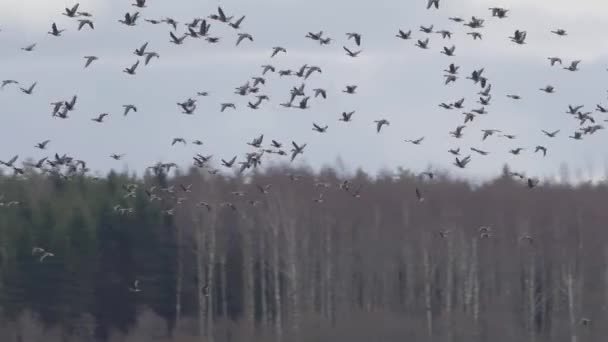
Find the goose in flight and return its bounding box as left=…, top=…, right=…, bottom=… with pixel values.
left=119, top=12, right=140, bottom=26
left=123, top=60, right=139, bottom=75
left=32, top=247, right=54, bottom=262
left=415, top=188, right=424, bottom=202
left=396, top=29, right=412, bottom=40
left=509, top=30, right=527, bottom=44
left=439, top=103, right=453, bottom=110
left=507, top=94, right=521, bottom=100
left=77, top=19, right=94, bottom=30
left=170, top=32, right=187, bottom=44
left=122, top=104, right=137, bottom=116
left=236, top=33, right=253, bottom=46
left=143, top=52, right=159, bottom=65
left=450, top=125, right=465, bottom=138
left=1, top=155, right=18, bottom=167
left=63, top=4, right=80, bottom=17
left=535, top=146, right=547, bottom=157
left=134, top=42, right=148, bottom=56
left=83, top=56, right=98, bottom=68
left=454, top=155, right=471, bottom=168
left=48, top=23, right=65, bottom=36
left=449, top=17, right=464, bottom=22
left=91, top=113, right=109, bottom=123
left=20, top=82, right=37, bottom=95
left=547, top=57, right=562, bottom=66
left=1, top=80, right=18, bottom=89
left=481, top=129, right=500, bottom=140
left=312, top=123, right=328, bottom=133
left=21, top=43, right=36, bottom=52
left=564, top=60, right=581, bottom=71
left=271, top=46, right=287, bottom=58
left=343, top=85, right=357, bottom=94
left=542, top=129, right=560, bottom=137
left=405, top=137, right=424, bottom=145
left=419, top=25, right=433, bottom=33
left=569, top=131, right=583, bottom=140
left=172, top=138, right=186, bottom=146
left=346, top=32, right=362, bottom=46
left=209, top=6, right=232, bottom=23
left=313, top=88, right=327, bottom=99
left=448, top=148, right=460, bottom=156
left=229, top=15, right=246, bottom=29
left=340, top=111, right=355, bottom=122
left=509, top=148, right=524, bottom=155
left=444, top=63, right=459, bottom=74
left=35, top=140, right=50, bottom=150
left=436, top=30, right=452, bottom=39
left=290, top=141, right=306, bottom=162
left=343, top=46, right=362, bottom=57
left=221, top=156, right=237, bottom=168
left=247, top=134, right=264, bottom=148
left=221, top=103, right=236, bottom=112
left=551, top=29, right=567, bottom=36
left=110, top=154, right=125, bottom=160
left=470, top=147, right=489, bottom=156
left=540, top=85, right=555, bottom=93
left=441, top=45, right=455, bottom=56
left=489, top=7, right=509, bottom=18
left=467, top=32, right=482, bottom=40
left=133, top=0, right=146, bottom=8
left=527, top=178, right=539, bottom=189
left=129, top=280, right=141, bottom=292
left=374, top=119, right=390, bottom=133
left=415, top=38, right=429, bottom=49
left=426, top=0, right=439, bottom=9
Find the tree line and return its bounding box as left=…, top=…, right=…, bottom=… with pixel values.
left=0, top=164, right=607, bottom=342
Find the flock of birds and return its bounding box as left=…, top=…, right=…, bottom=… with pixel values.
left=0, top=0, right=605, bottom=294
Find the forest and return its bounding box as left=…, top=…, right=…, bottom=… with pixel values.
left=0, top=163, right=607, bottom=342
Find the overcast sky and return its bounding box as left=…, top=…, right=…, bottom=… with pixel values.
left=1, top=0, right=607, bottom=181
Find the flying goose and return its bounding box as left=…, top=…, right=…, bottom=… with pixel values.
left=209, top=6, right=232, bottom=23
left=343, top=85, right=357, bottom=94
left=340, top=111, right=355, bottom=122
left=489, top=7, right=509, bottom=18
left=133, top=0, right=146, bottom=8
left=415, top=38, right=429, bottom=49
left=298, top=97, right=310, bottom=109
left=547, top=57, right=562, bottom=66
left=290, top=141, right=306, bottom=162
left=271, top=46, right=286, bottom=57
left=444, top=63, right=459, bottom=74
left=123, top=60, right=139, bottom=75
left=221, top=156, right=237, bottom=168
left=564, top=60, right=581, bottom=71
left=20, top=82, right=37, bottom=95
left=374, top=119, right=390, bottom=133
left=448, top=148, right=460, bottom=156
left=551, top=29, right=567, bottom=36
left=405, top=137, right=424, bottom=145
left=569, top=132, right=583, bottom=140
left=509, top=148, right=524, bottom=155
left=48, top=23, right=65, bottom=36
left=481, top=129, right=500, bottom=140
left=63, top=4, right=80, bottom=17
left=436, top=30, right=452, bottom=39
left=507, top=94, right=521, bottom=100
left=134, top=42, right=148, bottom=56
left=439, top=103, right=453, bottom=109
left=83, top=56, right=98, bottom=68
left=313, top=88, right=327, bottom=99
left=1, top=155, right=18, bottom=167
left=312, top=123, right=328, bottom=133
left=465, top=17, right=485, bottom=29
left=449, top=17, right=464, bottom=22
left=172, top=138, right=186, bottom=146
left=32, top=247, right=54, bottom=262
left=415, top=188, right=424, bottom=202
left=343, top=46, right=362, bottom=57
left=467, top=32, right=482, bottom=40
left=419, top=25, right=433, bottom=33
left=91, top=113, right=109, bottom=123
left=236, top=33, right=253, bottom=46
left=220, top=103, right=236, bottom=112
left=454, top=155, right=471, bottom=168
left=535, top=146, right=547, bottom=157
left=1, top=80, right=18, bottom=89
left=396, top=29, right=412, bottom=40
left=229, top=15, right=246, bottom=29
left=77, top=19, right=94, bottom=30
left=539, top=85, right=555, bottom=93
left=450, top=125, right=465, bottom=138
left=470, top=147, right=489, bottom=156
left=441, top=45, right=456, bottom=56
left=21, top=43, right=36, bottom=52
left=169, top=32, right=187, bottom=44
left=119, top=12, right=140, bottom=26
left=527, top=178, right=539, bottom=189
left=509, top=30, right=527, bottom=44
left=247, top=134, right=264, bottom=148
left=110, top=154, right=125, bottom=160
left=35, top=140, right=50, bottom=150
left=346, top=32, right=362, bottom=46
left=143, top=52, right=159, bottom=65
left=426, top=0, right=439, bottom=9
